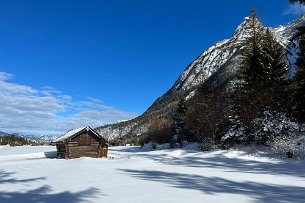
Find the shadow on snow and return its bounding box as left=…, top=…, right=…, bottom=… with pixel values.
left=0, top=170, right=102, bottom=203
left=134, top=151, right=305, bottom=178
left=120, top=169, right=305, bottom=203
left=109, top=146, right=143, bottom=153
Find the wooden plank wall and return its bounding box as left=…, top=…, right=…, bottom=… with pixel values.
left=67, top=140, right=103, bottom=158
left=68, top=145, right=100, bottom=158
left=71, top=132, right=98, bottom=145
left=56, top=131, right=108, bottom=159
left=99, top=144, right=108, bottom=158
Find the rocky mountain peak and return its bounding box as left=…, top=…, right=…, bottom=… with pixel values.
left=274, top=14, right=305, bottom=46
left=170, top=16, right=266, bottom=93
left=96, top=15, right=304, bottom=141
left=232, top=16, right=264, bottom=41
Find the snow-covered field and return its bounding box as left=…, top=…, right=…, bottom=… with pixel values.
left=0, top=145, right=305, bottom=203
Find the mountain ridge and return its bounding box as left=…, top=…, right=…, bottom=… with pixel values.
left=95, top=14, right=305, bottom=141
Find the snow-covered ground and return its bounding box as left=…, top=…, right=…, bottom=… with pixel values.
left=0, top=145, right=305, bottom=203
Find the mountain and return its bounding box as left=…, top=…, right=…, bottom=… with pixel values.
left=0, top=131, right=40, bottom=146
left=19, top=134, right=58, bottom=143
left=0, top=131, right=10, bottom=135
left=0, top=131, right=57, bottom=143
left=95, top=15, right=305, bottom=141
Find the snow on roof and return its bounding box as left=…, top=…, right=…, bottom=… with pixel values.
left=53, top=126, right=102, bottom=143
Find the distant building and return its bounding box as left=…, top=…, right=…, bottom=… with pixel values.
left=53, top=126, right=108, bottom=159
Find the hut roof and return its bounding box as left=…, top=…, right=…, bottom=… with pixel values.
left=53, top=126, right=105, bottom=143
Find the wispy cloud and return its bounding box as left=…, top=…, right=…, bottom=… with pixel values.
left=0, top=72, right=137, bottom=135
left=283, top=3, right=305, bottom=15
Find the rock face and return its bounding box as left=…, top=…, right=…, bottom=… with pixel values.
left=95, top=15, right=305, bottom=141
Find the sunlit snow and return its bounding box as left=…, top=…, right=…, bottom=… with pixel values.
left=0, top=146, right=304, bottom=203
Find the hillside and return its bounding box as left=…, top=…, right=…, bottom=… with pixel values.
left=0, top=131, right=51, bottom=145
left=95, top=14, right=305, bottom=141
left=0, top=133, right=37, bottom=146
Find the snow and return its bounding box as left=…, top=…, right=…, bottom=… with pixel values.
left=171, top=14, right=305, bottom=94
left=185, top=90, right=196, bottom=100
left=53, top=126, right=102, bottom=143
left=95, top=122, right=148, bottom=141
left=285, top=38, right=300, bottom=78
left=1, top=146, right=305, bottom=203
left=94, top=15, right=305, bottom=141
left=172, top=16, right=267, bottom=92
left=173, top=38, right=232, bottom=91
left=53, top=127, right=86, bottom=142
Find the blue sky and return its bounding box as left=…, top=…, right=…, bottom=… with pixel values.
left=0, top=0, right=304, bottom=134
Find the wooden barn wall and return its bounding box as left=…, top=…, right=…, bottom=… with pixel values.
left=99, top=143, right=108, bottom=158
left=56, top=130, right=108, bottom=159
left=71, top=131, right=100, bottom=145
left=67, top=143, right=100, bottom=158
left=67, top=131, right=108, bottom=158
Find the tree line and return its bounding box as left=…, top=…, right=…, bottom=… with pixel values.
left=0, top=135, right=37, bottom=146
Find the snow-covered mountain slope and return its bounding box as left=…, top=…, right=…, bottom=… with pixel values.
left=18, top=133, right=57, bottom=143
left=274, top=14, right=305, bottom=46
left=96, top=15, right=305, bottom=141
left=275, top=14, right=305, bottom=77
left=96, top=120, right=148, bottom=141
left=0, top=130, right=58, bottom=143
left=172, top=16, right=259, bottom=92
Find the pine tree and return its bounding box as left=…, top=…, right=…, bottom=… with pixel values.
left=261, top=29, right=288, bottom=87
left=290, top=0, right=305, bottom=126
left=293, top=26, right=305, bottom=125
left=173, top=97, right=187, bottom=147
left=259, top=29, right=288, bottom=113
left=238, top=12, right=287, bottom=91
left=238, top=11, right=266, bottom=91
left=235, top=9, right=290, bottom=141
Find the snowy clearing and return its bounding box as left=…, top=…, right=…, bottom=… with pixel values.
left=0, top=146, right=305, bottom=203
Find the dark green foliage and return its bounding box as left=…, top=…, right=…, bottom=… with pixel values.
left=238, top=15, right=288, bottom=92
left=0, top=135, right=36, bottom=146
left=293, top=27, right=305, bottom=124
left=237, top=12, right=287, bottom=104
left=233, top=83, right=293, bottom=145
left=173, top=97, right=188, bottom=146
left=234, top=10, right=290, bottom=144
left=238, top=40, right=265, bottom=90
left=289, top=0, right=305, bottom=5
left=238, top=15, right=266, bottom=90
left=129, top=136, right=140, bottom=146
left=261, top=29, right=288, bottom=86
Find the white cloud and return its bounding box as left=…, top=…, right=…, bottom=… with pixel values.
left=0, top=72, right=13, bottom=80
left=284, top=3, right=305, bottom=15
left=88, top=97, right=102, bottom=103
left=0, top=72, right=137, bottom=135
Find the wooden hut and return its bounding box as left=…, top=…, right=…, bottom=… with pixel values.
left=53, top=126, right=108, bottom=159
